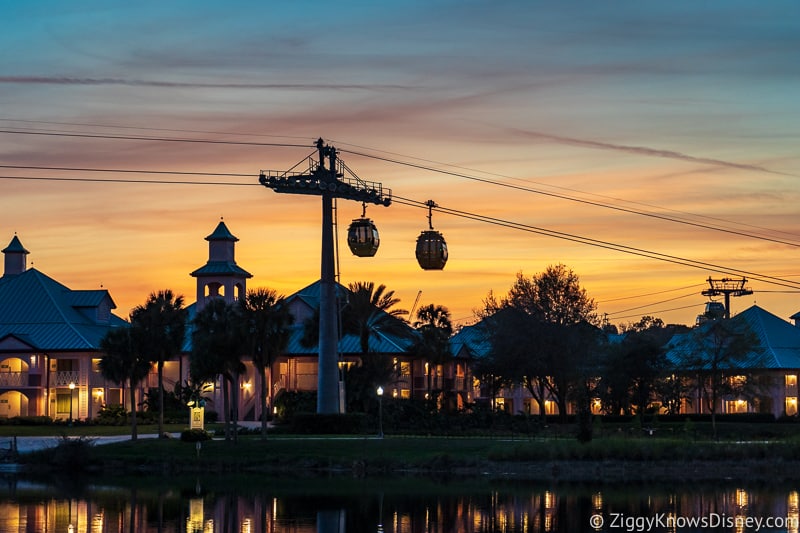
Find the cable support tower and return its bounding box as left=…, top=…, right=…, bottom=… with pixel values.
left=258, top=138, right=391, bottom=414
left=700, top=277, right=754, bottom=320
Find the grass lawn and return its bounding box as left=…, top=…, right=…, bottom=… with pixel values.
left=11, top=422, right=800, bottom=482
left=88, top=434, right=503, bottom=465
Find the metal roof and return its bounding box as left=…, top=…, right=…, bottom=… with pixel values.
left=284, top=323, right=415, bottom=356
left=449, top=322, right=491, bottom=359
left=665, top=305, right=800, bottom=370
left=0, top=268, right=126, bottom=351
left=189, top=261, right=253, bottom=278
left=70, top=290, right=116, bottom=308
left=205, top=220, right=239, bottom=242
left=283, top=280, right=416, bottom=356
left=1, top=235, right=29, bottom=254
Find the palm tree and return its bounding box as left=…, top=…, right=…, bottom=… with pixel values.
left=299, top=281, right=410, bottom=411
left=130, top=290, right=187, bottom=438
left=241, top=288, right=293, bottom=438
left=191, top=298, right=246, bottom=442
left=411, top=304, right=453, bottom=404
left=344, top=281, right=409, bottom=356
left=99, top=326, right=151, bottom=440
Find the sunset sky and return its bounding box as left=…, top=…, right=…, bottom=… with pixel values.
left=1, top=1, right=799, bottom=328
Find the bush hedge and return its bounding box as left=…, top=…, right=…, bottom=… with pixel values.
left=180, top=428, right=213, bottom=442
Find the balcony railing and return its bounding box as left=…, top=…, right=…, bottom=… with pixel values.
left=0, top=372, right=28, bottom=387
left=53, top=371, right=80, bottom=387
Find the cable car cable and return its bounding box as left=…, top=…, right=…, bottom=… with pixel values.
left=2, top=171, right=798, bottom=289
left=390, top=196, right=800, bottom=290
left=341, top=148, right=800, bottom=249
left=3, top=124, right=796, bottom=246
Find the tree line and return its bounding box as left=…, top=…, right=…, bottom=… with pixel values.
left=473, top=264, right=762, bottom=441
left=99, top=265, right=763, bottom=443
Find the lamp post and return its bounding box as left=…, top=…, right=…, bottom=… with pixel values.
left=68, top=382, right=75, bottom=426
left=376, top=386, right=384, bottom=439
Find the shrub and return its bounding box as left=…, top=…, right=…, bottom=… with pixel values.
left=180, top=429, right=212, bottom=442
left=10, top=415, right=54, bottom=426
left=95, top=404, right=127, bottom=425
left=21, top=436, right=98, bottom=472
left=273, top=390, right=316, bottom=423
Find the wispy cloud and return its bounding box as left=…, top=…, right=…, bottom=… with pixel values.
left=0, top=76, right=413, bottom=91
left=509, top=127, right=794, bottom=177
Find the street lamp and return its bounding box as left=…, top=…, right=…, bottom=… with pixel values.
left=376, top=386, right=384, bottom=439
left=68, top=382, right=76, bottom=425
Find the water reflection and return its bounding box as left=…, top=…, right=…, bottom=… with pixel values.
left=1, top=475, right=799, bottom=532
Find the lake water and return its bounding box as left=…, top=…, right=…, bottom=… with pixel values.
left=1, top=474, right=799, bottom=532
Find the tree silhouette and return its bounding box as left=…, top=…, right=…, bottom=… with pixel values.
left=672, top=316, right=762, bottom=439
left=344, top=281, right=409, bottom=356
left=191, top=298, right=246, bottom=442
left=241, top=288, right=293, bottom=438
left=479, top=265, right=598, bottom=421
left=129, top=290, right=187, bottom=438
left=410, top=303, right=453, bottom=406
left=99, top=326, right=151, bottom=440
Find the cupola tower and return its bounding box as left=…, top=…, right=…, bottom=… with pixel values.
left=190, top=219, right=252, bottom=311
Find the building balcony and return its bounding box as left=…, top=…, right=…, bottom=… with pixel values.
left=52, top=371, right=80, bottom=387
left=0, top=372, right=29, bottom=388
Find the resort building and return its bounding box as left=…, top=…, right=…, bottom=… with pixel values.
left=0, top=235, right=127, bottom=420
left=664, top=305, right=800, bottom=419
left=465, top=304, right=800, bottom=419
left=4, top=221, right=799, bottom=423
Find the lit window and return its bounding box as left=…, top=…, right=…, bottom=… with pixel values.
left=726, top=399, right=748, bottom=413
left=787, top=375, right=798, bottom=388
left=787, top=397, right=798, bottom=416
left=728, top=375, right=747, bottom=387
left=591, top=399, right=602, bottom=414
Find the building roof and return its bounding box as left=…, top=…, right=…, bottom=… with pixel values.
left=189, top=261, right=252, bottom=278
left=0, top=268, right=126, bottom=351
left=284, top=323, right=414, bottom=356
left=182, top=280, right=416, bottom=356
left=284, top=280, right=415, bottom=356
left=205, top=220, right=238, bottom=242
left=665, top=305, right=800, bottom=370
left=449, top=322, right=491, bottom=359
left=1, top=235, right=29, bottom=254
left=286, top=280, right=350, bottom=309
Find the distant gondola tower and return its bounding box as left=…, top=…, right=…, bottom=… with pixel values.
left=191, top=219, right=252, bottom=312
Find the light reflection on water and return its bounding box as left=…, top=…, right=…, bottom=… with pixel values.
left=0, top=475, right=799, bottom=532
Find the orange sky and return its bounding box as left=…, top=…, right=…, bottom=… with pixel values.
left=1, top=2, right=799, bottom=328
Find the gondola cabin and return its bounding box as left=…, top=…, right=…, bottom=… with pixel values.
left=347, top=218, right=380, bottom=257
left=415, top=230, right=448, bottom=270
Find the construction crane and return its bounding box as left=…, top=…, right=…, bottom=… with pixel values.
left=409, top=290, right=422, bottom=319
left=700, top=277, right=753, bottom=320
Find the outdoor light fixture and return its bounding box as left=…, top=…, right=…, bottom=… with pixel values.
left=376, top=386, right=384, bottom=439
left=68, top=382, right=76, bottom=425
